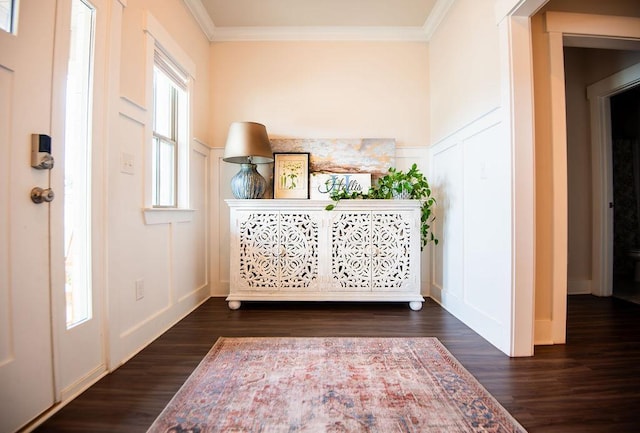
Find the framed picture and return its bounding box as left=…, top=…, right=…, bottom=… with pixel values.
left=273, top=152, right=310, bottom=199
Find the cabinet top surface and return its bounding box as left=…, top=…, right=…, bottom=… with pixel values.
left=225, top=199, right=421, bottom=210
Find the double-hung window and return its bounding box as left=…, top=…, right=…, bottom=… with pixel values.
left=144, top=12, right=195, bottom=223
left=152, top=50, right=188, bottom=208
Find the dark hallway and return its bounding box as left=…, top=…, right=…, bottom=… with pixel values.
left=612, top=84, right=640, bottom=304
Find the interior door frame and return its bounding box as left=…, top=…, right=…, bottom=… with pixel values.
left=589, top=62, right=640, bottom=297
left=532, top=12, right=640, bottom=344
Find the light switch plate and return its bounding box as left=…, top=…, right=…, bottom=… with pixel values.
left=121, top=152, right=135, bottom=175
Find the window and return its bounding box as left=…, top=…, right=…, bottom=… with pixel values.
left=144, top=12, right=195, bottom=222
left=64, top=0, right=95, bottom=328
left=152, top=53, right=188, bottom=208
left=0, top=0, right=16, bottom=33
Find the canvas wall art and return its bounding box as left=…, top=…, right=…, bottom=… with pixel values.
left=270, top=138, right=395, bottom=181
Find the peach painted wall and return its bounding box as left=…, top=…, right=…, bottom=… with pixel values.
left=427, top=0, right=519, bottom=355
left=108, top=0, right=212, bottom=366
left=120, top=0, right=211, bottom=142
left=428, top=0, right=500, bottom=143
left=209, top=41, right=429, bottom=147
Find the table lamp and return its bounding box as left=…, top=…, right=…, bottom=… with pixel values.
left=223, top=121, right=274, bottom=199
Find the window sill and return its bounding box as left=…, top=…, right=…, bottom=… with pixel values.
left=143, top=208, right=195, bottom=225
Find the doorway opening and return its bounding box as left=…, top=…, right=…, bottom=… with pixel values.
left=585, top=60, right=640, bottom=300
left=611, top=85, right=640, bottom=304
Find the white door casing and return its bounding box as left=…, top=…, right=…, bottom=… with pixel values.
left=540, top=13, right=640, bottom=343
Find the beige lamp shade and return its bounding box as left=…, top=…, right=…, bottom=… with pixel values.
left=223, top=121, right=273, bottom=164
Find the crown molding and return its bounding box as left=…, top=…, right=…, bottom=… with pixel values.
left=494, top=0, right=547, bottom=22
left=422, top=0, right=455, bottom=40
left=183, top=0, right=216, bottom=41
left=183, top=0, right=452, bottom=42
left=210, top=26, right=428, bottom=42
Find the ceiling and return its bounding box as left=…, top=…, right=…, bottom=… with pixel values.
left=201, top=0, right=438, bottom=27
left=185, top=0, right=449, bottom=41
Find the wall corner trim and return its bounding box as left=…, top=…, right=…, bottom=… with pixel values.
left=182, top=0, right=216, bottom=41
left=423, top=0, right=455, bottom=41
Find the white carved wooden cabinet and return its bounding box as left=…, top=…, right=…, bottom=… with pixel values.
left=226, top=199, right=423, bottom=310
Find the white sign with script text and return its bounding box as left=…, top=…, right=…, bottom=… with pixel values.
left=310, top=173, right=371, bottom=200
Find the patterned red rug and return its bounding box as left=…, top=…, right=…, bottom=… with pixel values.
left=148, top=337, right=526, bottom=432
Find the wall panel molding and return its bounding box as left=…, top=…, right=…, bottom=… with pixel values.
left=119, top=96, right=146, bottom=125
left=210, top=148, right=227, bottom=297
left=0, top=67, right=13, bottom=366
left=429, top=108, right=514, bottom=354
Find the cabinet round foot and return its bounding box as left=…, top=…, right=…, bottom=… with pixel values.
left=409, top=301, right=423, bottom=311
left=228, top=301, right=241, bottom=310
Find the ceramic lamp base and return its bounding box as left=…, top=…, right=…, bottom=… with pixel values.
left=230, top=163, right=267, bottom=199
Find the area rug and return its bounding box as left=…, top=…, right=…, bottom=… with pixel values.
left=148, top=337, right=526, bottom=433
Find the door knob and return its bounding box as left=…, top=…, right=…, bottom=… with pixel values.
left=31, top=187, right=55, bottom=204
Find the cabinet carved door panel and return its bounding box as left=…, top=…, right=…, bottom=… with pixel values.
left=279, top=213, right=319, bottom=290
left=330, top=211, right=414, bottom=291
left=237, top=211, right=319, bottom=290
left=331, top=212, right=372, bottom=290
left=371, top=213, right=413, bottom=291
left=238, top=212, right=279, bottom=289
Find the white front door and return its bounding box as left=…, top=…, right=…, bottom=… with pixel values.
left=0, top=1, right=60, bottom=431
left=0, top=1, right=107, bottom=430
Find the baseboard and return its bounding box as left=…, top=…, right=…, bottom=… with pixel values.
left=567, top=279, right=592, bottom=295
left=115, top=288, right=210, bottom=368
left=211, top=281, right=229, bottom=297
left=21, top=366, right=109, bottom=432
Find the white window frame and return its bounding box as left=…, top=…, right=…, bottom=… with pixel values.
left=0, top=0, right=18, bottom=34
left=143, top=12, right=195, bottom=224
left=153, top=51, right=185, bottom=208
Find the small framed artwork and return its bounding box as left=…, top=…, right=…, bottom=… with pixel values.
left=273, top=152, right=310, bottom=199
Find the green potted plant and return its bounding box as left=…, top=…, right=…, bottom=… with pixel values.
left=325, top=163, right=438, bottom=249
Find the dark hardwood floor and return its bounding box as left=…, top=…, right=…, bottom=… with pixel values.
left=35, top=295, right=640, bottom=433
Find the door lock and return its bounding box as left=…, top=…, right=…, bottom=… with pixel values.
left=31, top=134, right=54, bottom=170
left=30, top=187, right=55, bottom=204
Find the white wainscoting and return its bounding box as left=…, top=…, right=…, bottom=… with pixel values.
left=211, top=148, right=231, bottom=297
left=109, top=99, right=210, bottom=367
left=0, top=67, right=11, bottom=365
left=429, top=108, right=514, bottom=354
